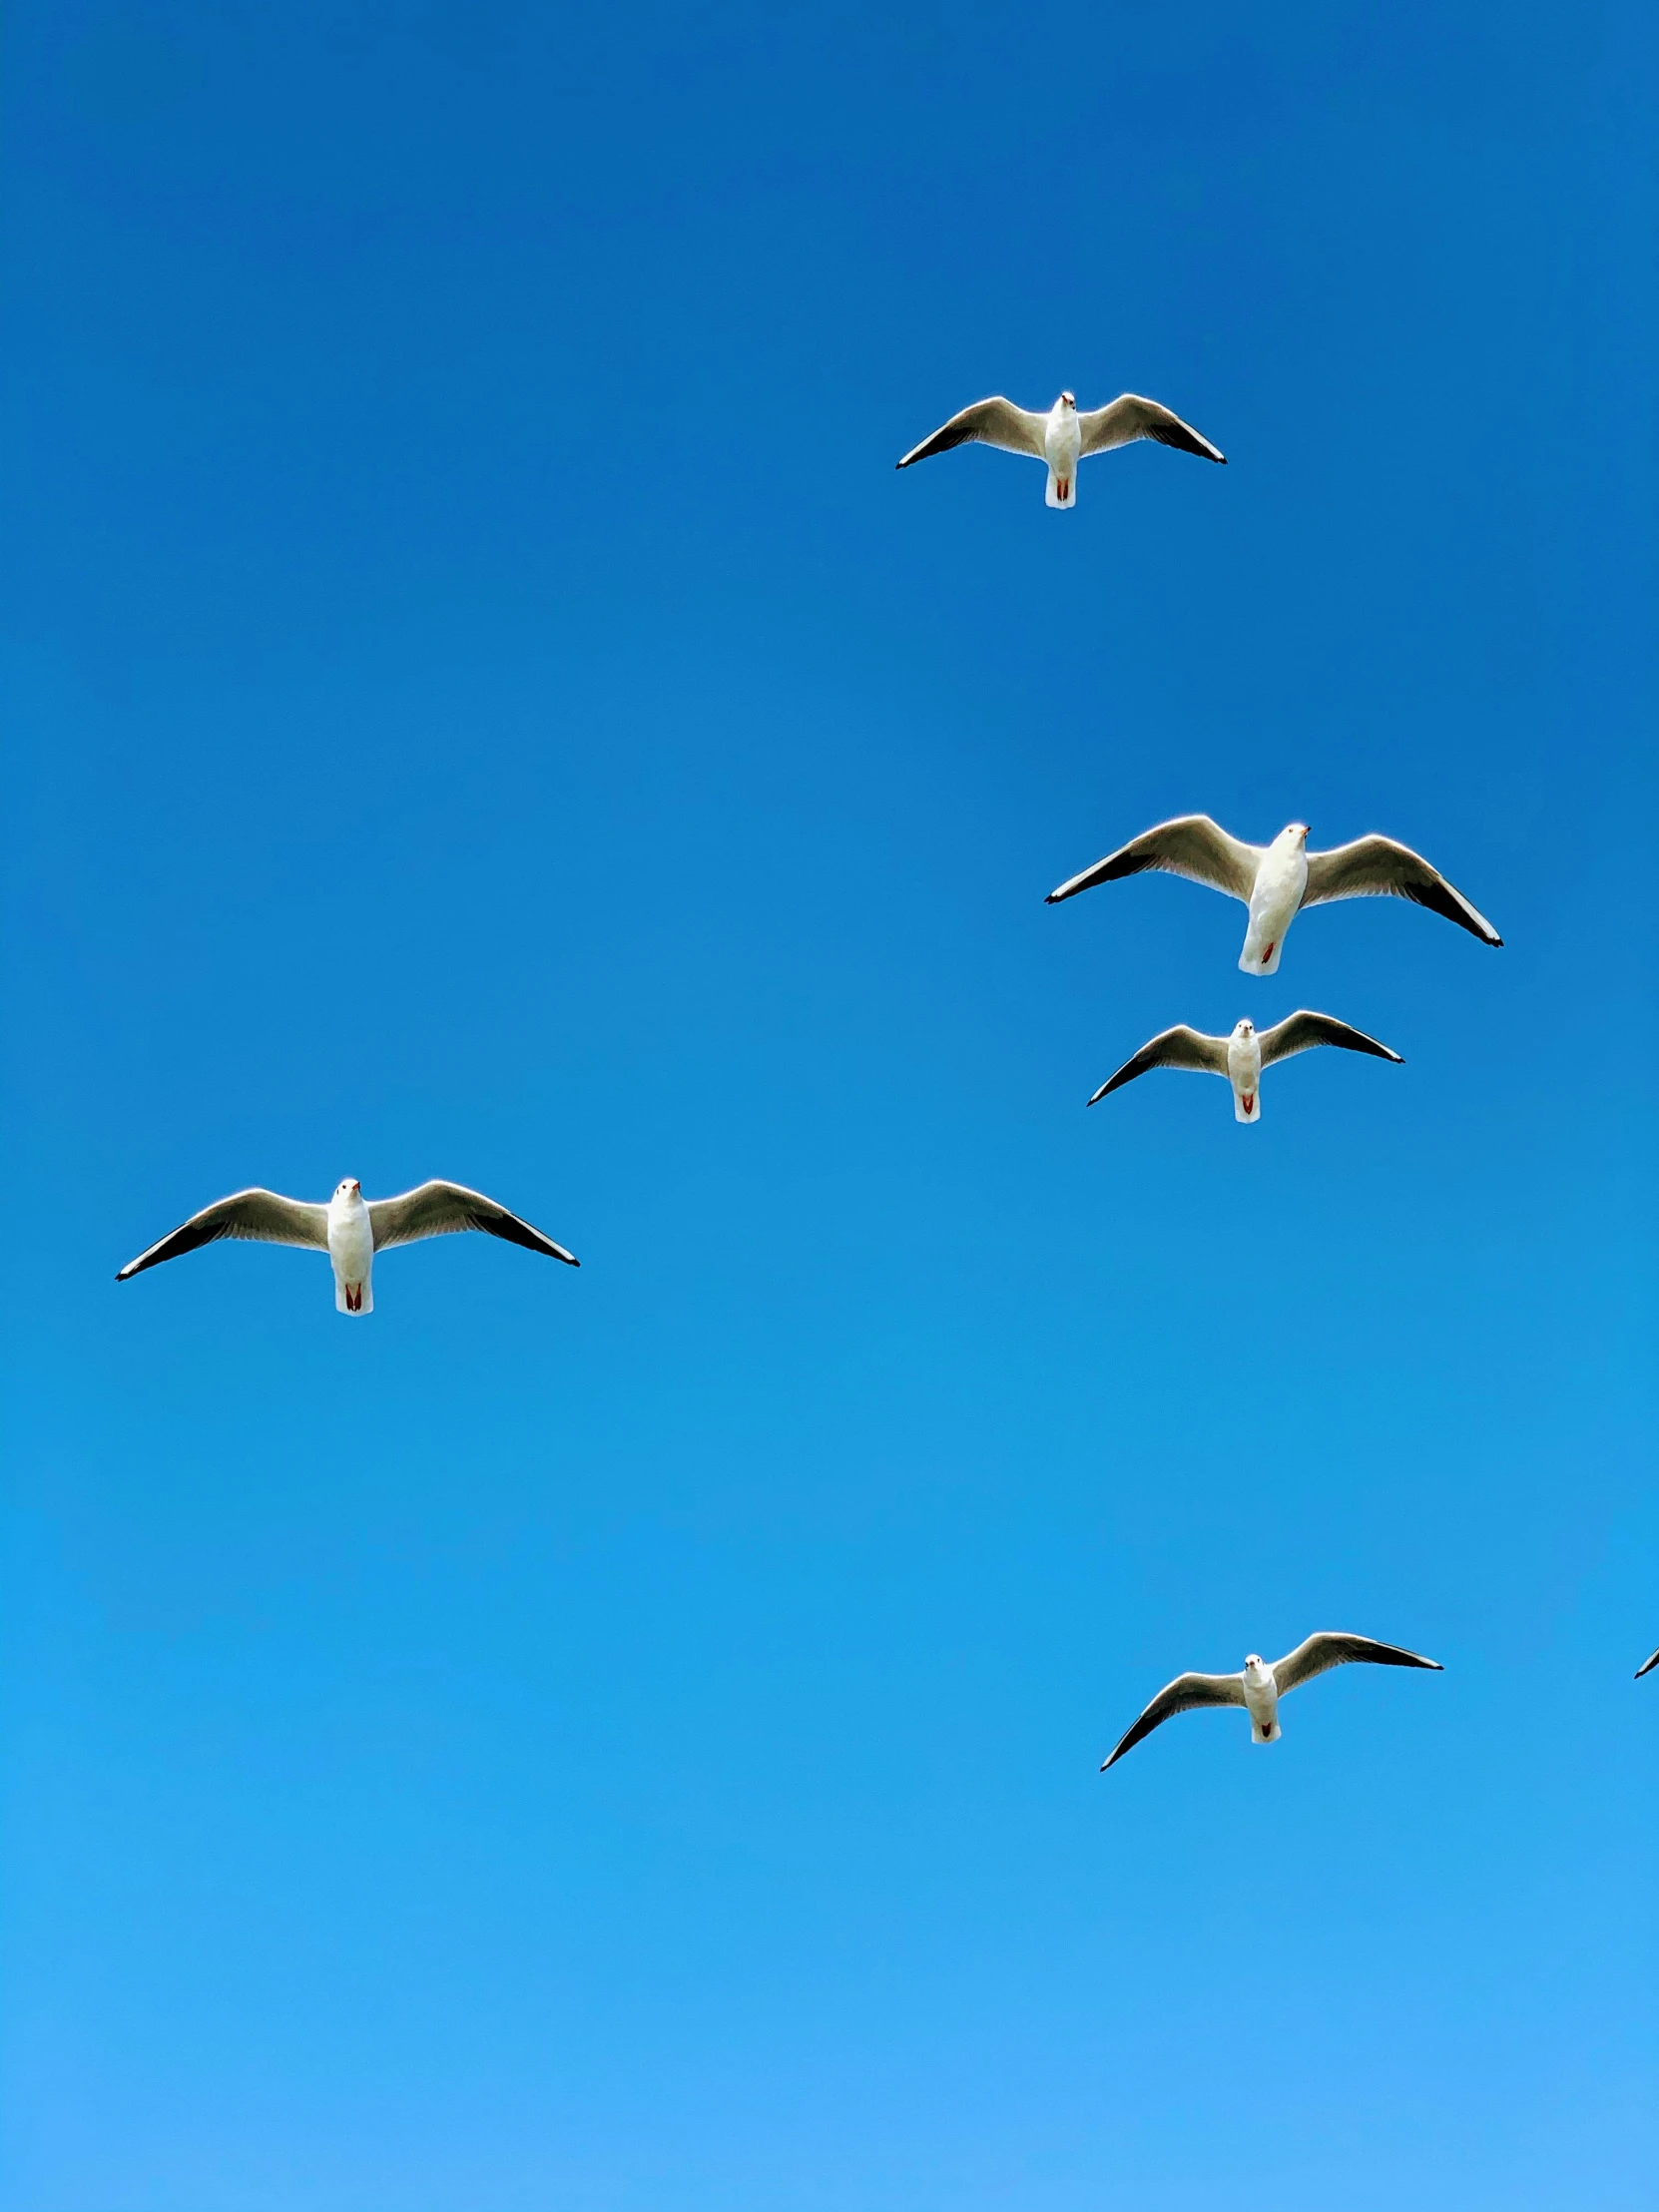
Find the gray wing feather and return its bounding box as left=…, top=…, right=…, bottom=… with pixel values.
left=1258, top=1010, right=1403, bottom=1070
left=368, top=1180, right=579, bottom=1265
left=1077, top=392, right=1226, bottom=463
left=1101, top=1670, right=1247, bottom=1769
left=116, top=1188, right=329, bottom=1281
left=1302, top=835, right=1502, bottom=946
left=1636, top=1647, right=1659, bottom=1680
left=1271, top=1631, right=1442, bottom=1698
left=1047, top=815, right=1262, bottom=906
left=1088, top=1026, right=1230, bottom=1107
left=895, top=397, right=1047, bottom=467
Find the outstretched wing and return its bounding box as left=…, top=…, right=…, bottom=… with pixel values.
left=1077, top=392, right=1226, bottom=463
left=1302, top=834, right=1502, bottom=946
left=1258, top=1010, right=1403, bottom=1069
left=1047, top=815, right=1261, bottom=907
left=1271, top=1631, right=1442, bottom=1697
left=116, top=1189, right=328, bottom=1281
left=1088, top=1025, right=1229, bottom=1107
left=1636, top=1647, right=1659, bottom=1681
left=368, top=1180, right=579, bottom=1265
left=895, top=397, right=1047, bottom=468
left=1101, top=1670, right=1247, bottom=1769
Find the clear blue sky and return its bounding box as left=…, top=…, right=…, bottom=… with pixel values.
left=2, top=3, right=1655, bottom=2206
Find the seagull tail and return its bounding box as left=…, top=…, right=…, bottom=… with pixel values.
left=1240, top=937, right=1284, bottom=977
left=334, top=1277, right=373, bottom=1316
left=1234, top=1092, right=1261, bottom=1125
left=1045, top=468, right=1076, bottom=510
left=1251, top=1718, right=1282, bottom=1746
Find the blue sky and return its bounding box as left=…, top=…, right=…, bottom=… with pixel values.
left=2, top=1, right=1655, bottom=2205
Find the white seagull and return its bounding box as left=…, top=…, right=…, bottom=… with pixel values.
left=895, top=390, right=1225, bottom=508
left=116, top=1179, right=579, bottom=1315
left=1636, top=1647, right=1659, bottom=1680
left=1102, top=1632, right=1443, bottom=1769
left=1047, top=816, right=1502, bottom=974
left=1089, top=1010, right=1401, bottom=1122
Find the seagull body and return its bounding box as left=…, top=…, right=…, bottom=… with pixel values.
left=1101, top=1632, right=1443, bottom=1769
left=1047, top=816, right=1502, bottom=974
left=1088, top=1010, right=1401, bottom=1122
left=329, top=1180, right=375, bottom=1313
left=117, top=1178, right=579, bottom=1316
left=896, top=391, right=1225, bottom=509
left=1637, top=1647, right=1658, bottom=1680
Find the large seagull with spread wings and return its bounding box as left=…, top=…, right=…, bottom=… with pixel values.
left=1048, top=816, right=1502, bottom=975
left=1102, top=1633, right=1443, bottom=1769
left=896, top=390, right=1225, bottom=508
left=117, top=1178, right=579, bottom=1315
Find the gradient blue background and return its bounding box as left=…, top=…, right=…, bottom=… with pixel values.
left=2, top=3, right=1655, bottom=2206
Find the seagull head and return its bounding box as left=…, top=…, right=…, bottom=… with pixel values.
left=1057, top=390, right=1077, bottom=410
left=1289, top=822, right=1311, bottom=845
left=334, top=1177, right=362, bottom=1200
left=1234, top=1019, right=1255, bottom=1038
left=1244, top=1653, right=1266, bottom=1673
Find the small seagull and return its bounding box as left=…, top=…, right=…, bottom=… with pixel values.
left=1047, top=816, right=1502, bottom=974
left=895, top=390, right=1225, bottom=509
left=1102, top=1632, right=1443, bottom=1769
left=116, top=1179, right=578, bottom=1316
left=1089, top=1010, right=1401, bottom=1122
left=1637, top=1648, right=1659, bottom=1680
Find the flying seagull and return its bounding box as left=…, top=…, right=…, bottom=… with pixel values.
left=896, top=391, right=1224, bottom=508
left=1102, top=1633, right=1443, bottom=1769
left=1637, top=1648, right=1659, bottom=1680
left=1047, top=817, right=1502, bottom=974
left=1089, top=1010, right=1401, bottom=1122
left=116, top=1178, right=578, bottom=1315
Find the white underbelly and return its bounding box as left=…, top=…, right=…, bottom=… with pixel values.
left=329, top=1223, right=373, bottom=1282
left=1045, top=423, right=1081, bottom=477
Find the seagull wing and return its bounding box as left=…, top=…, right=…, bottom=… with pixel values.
left=367, top=1180, right=579, bottom=1265
left=895, top=397, right=1047, bottom=468
left=1302, top=834, right=1502, bottom=946
left=1271, top=1631, right=1443, bottom=1698
left=116, top=1189, right=329, bottom=1281
left=1635, top=1647, right=1659, bottom=1680
left=1077, top=392, right=1226, bottom=463
left=1101, top=1670, right=1247, bottom=1769
left=1087, top=1025, right=1229, bottom=1107
left=1258, top=1010, right=1403, bottom=1069
left=1046, top=815, right=1262, bottom=907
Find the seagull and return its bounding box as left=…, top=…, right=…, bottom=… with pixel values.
left=895, top=390, right=1225, bottom=508
left=1088, top=1010, right=1401, bottom=1122
left=116, top=1179, right=578, bottom=1315
left=1102, top=1632, right=1443, bottom=1769
left=1047, top=816, right=1502, bottom=974
left=1637, top=1648, right=1659, bottom=1680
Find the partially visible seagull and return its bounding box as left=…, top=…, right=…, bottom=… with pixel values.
left=1047, top=816, right=1502, bottom=974
left=1637, top=1648, right=1659, bottom=1680
left=1102, top=1633, right=1443, bottom=1769
left=116, top=1179, right=579, bottom=1315
left=1088, top=1010, right=1401, bottom=1122
left=896, top=390, right=1225, bottom=508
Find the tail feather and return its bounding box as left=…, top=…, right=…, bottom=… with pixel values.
left=1045, top=469, right=1076, bottom=509
left=334, top=1276, right=373, bottom=1316
left=1251, top=1718, right=1282, bottom=1746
